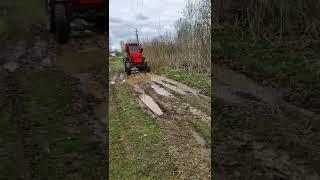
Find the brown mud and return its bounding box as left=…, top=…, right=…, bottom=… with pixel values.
left=112, top=72, right=211, bottom=179
left=0, top=23, right=107, bottom=179
left=213, top=63, right=320, bottom=179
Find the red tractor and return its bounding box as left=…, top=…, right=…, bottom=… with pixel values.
left=46, top=0, right=105, bottom=44
left=123, top=42, right=150, bottom=75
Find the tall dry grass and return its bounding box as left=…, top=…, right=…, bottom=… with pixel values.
left=142, top=0, right=211, bottom=75
left=214, top=0, right=320, bottom=42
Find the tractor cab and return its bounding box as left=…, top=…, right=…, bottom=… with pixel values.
left=124, top=43, right=143, bottom=63
left=123, top=42, right=149, bottom=75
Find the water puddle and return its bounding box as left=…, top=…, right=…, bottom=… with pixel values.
left=215, top=64, right=319, bottom=117
left=215, top=64, right=281, bottom=105
left=150, top=84, right=172, bottom=97
left=192, top=131, right=206, bottom=146
left=127, top=73, right=158, bottom=85
left=140, top=94, right=163, bottom=115
left=55, top=49, right=105, bottom=74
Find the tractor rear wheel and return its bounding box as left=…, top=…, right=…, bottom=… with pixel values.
left=144, top=62, right=150, bottom=72
left=54, top=3, right=70, bottom=44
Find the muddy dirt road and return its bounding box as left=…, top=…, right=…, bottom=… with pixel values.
left=109, top=68, right=211, bottom=179
left=213, top=63, right=320, bottom=179
left=0, top=23, right=107, bottom=179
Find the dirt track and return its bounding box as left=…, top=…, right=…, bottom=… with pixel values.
left=213, top=63, right=320, bottom=179
left=0, top=23, right=107, bottom=179
left=110, top=71, right=211, bottom=179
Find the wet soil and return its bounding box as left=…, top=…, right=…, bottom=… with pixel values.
left=213, top=63, right=320, bottom=179
left=112, top=72, right=211, bottom=179
left=0, top=24, right=107, bottom=178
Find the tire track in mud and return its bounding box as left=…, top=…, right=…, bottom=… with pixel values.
left=213, top=63, right=320, bottom=179
left=1, top=30, right=53, bottom=179
left=123, top=73, right=211, bottom=179
left=1, top=24, right=107, bottom=178
left=52, top=32, right=108, bottom=158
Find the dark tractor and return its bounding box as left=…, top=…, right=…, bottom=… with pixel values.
left=123, top=42, right=150, bottom=75
left=46, top=0, right=106, bottom=44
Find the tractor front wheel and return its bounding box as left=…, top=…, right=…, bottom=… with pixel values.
left=126, top=62, right=131, bottom=75
left=123, top=58, right=128, bottom=72
left=55, top=3, right=70, bottom=44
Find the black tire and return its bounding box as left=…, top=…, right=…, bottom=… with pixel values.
left=123, top=58, right=128, bottom=72
left=124, top=61, right=127, bottom=72
left=126, top=62, right=131, bottom=75
left=144, top=62, right=150, bottom=72
left=138, top=65, right=144, bottom=72
left=47, top=0, right=55, bottom=33
left=55, top=3, right=70, bottom=44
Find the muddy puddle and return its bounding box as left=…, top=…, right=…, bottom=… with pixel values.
left=215, top=64, right=319, bottom=118
left=128, top=73, right=207, bottom=98
left=54, top=49, right=106, bottom=74
left=215, top=64, right=281, bottom=105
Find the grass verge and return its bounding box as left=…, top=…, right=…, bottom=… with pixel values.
left=109, top=56, right=123, bottom=76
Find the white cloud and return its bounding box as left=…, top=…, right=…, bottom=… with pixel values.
left=109, top=0, right=187, bottom=50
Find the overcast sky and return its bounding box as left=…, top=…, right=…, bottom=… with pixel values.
left=109, top=0, right=187, bottom=50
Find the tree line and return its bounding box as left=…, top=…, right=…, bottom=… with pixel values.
left=141, top=0, right=211, bottom=75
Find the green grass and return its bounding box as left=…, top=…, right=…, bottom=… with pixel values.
left=109, top=60, right=177, bottom=179
left=19, top=70, right=106, bottom=179
left=156, top=68, right=211, bottom=95
left=109, top=56, right=123, bottom=76
left=214, top=31, right=320, bottom=110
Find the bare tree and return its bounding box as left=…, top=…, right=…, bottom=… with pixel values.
left=142, top=0, right=211, bottom=75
